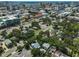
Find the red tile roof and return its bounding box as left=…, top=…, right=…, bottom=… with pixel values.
left=34, top=13, right=43, bottom=18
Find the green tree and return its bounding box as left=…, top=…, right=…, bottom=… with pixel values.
left=0, top=30, right=7, bottom=38
left=12, top=29, right=21, bottom=38
left=42, top=17, right=52, bottom=25
left=6, top=32, right=13, bottom=39
left=31, top=21, right=40, bottom=29
left=31, top=48, right=45, bottom=57
left=24, top=42, right=30, bottom=50
left=17, top=46, right=24, bottom=52
left=0, top=47, right=4, bottom=56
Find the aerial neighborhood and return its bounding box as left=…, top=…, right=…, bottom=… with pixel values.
left=0, top=1, right=79, bottom=57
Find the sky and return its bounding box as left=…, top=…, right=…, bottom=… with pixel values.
left=0, top=0, right=79, bottom=1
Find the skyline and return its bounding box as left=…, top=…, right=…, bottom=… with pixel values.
left=0, top=0, right=79, bottom=2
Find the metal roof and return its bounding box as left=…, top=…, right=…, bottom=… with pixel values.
left=31, top=42, right=40, bottom=48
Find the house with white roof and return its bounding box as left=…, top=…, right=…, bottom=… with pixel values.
left=42, top=43, right=50, bottom=49
left=31, top=42, right=40, bottom=49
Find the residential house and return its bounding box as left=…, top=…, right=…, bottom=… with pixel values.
left=42, top=43, right=50, bottom=49
left=31, top=42, right=40, bottom=49
left=4, top=39, right=13, bottom=48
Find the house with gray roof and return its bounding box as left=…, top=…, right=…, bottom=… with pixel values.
left=42, top=43, right=50, bottom=49
left=4, top=39, right=13, bottom=48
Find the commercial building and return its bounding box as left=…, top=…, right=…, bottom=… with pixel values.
left=0, top=15, right=20, bottom=28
